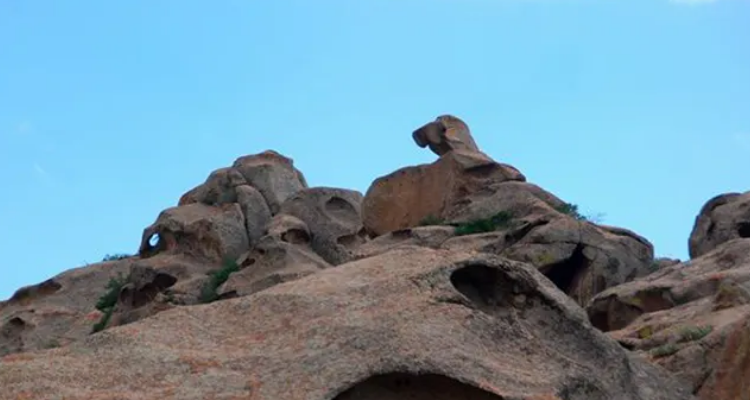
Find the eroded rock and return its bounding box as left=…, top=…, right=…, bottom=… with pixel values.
left=138, top=203, right=249, bottom=263
left=412, top=114, right=480, bottom=156
left=178, top=167, right=248, bottom=206
left=231, top=150, right=308, bottom=214
left=689, top=191, right=750, bottom=259
left=586, top=238, right=750, bottom=398
left=280, top=187, right=367, bottom=265
left=362, top=150, right=525, bottom=236
left=0, top=247, right=694, bottom=400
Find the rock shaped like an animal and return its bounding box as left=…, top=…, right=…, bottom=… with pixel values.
left=412, top=114, right=481, bottom=156
left=689, top=191, right=750, bottom=258
left=0, top=247, right=695, bottom=400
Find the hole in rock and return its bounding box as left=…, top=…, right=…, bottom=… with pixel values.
left=148, top=233, right=161, bottom=248
left=281, top=228, right=310, bottom=245
left=450, top=264, right=507, bottom=309
left=737, top=222, right=750, bottom=238
left=332, top=372, right=503, bottom=400
left=325, top=196, right=359, bottom=221
left=539, top=245, right=591, bottom=298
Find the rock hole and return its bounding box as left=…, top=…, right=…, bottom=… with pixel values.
left=539, top=244, right=591, bottom=298
left=332, top=372, right=503, bottom=400
left=450, top=264, right=509, bottom=309
left=154, top=273, right=178, bottom=291
left=148, top=233, right=161, bottom=248
left=337, top=232, right=367, bottom=248
left=737, top=222, right=750, bottom=238
left=325, top=196, right=359, bottom=221
left=281, top=228, right=311, bottom=245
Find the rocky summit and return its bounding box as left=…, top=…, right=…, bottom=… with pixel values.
left=0, top=115, right=746, bottom=399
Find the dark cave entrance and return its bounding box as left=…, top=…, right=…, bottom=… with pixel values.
left=332, top=372, right=503, bottom=400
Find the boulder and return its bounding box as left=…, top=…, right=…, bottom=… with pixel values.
left=231, top=150, right=308, bottom=214
left=362, top=150, right=525, bottom=236
left=688, top=191, right=750, bottom=259
left=236, top=184, right=272, bottom=246
left=279, top=187, right=367, bottom=265
left=586, top=238, right=750, bottom=398
left=412, top=114, right=481, bottom=156
left=138, top=203, right=249, bottom=263
left=0, top=247, right=694, bottom=400
left=107, top=264, right=178, bottom=328
left=177, top=167, right=248, bottom=206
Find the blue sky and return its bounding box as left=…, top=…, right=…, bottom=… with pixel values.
left=1, top=0, right=748, bottom=300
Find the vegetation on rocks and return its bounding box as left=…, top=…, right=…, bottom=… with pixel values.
left=454, top=211, right=514, bottom=236
left=679, top=325, right=713, bottom=342
left=199, top=259, right=241, bottom=303
left=102, top=253, right=132, bottom=262
left=92, top=273, right=128, bottom=333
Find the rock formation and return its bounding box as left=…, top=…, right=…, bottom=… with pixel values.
left=412, top=114, right=481, bottom=156
left=3, top=117, right=744, bottom=399
left=688, top=191, right=750, bottom=259
left=587, top=192, right=750, bottom=399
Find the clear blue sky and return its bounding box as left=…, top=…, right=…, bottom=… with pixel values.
left=1, top=0, right=748, bottom=300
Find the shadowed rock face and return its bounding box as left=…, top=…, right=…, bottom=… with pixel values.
left=0, top=248, right=694, bottom=400
left=689, top=191, right=750, bottom=259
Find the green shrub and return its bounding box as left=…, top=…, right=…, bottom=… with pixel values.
left=91, top=273, right=127, bottom=333
left=555, top=202, right=587, bottom=220
left=418, top=215, right=445, bottom=226
left=651, top=343, right=678, bottom=358
left=199, top=259, right=241, bottom=304
left=679, top=325, right=713, bottom=342
left=454, top=211, right=514, bottom=236
left=102, top=253, right=132, bottom=262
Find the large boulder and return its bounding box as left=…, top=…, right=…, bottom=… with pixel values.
left=138, top=203, right=249, bottom=263
left=280, top=187, right=367, bottom=265
left=0, top=247, right=694, bottom=400
left=178, top=167, right=248, bottom=206
left=586, top=238, right=750, bottom=399
left=688, top=191, right=750, bottom=259
left=362, top=150, right=525, bottom=236
left=231, top=150, right=308, bottom=214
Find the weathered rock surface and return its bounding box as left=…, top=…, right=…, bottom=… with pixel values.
left=231, top=150, right=308, bottom=214
left=412, top=114, right=481, bottom=156
left=138, top=202, right=249, bottom=262
left=364, top=165, right=655, bottom=305
left=362, top=150, right=525, bottom=236
left=688, top=191, right=750, bottom=259
left=0, top=247, right=694, bottom=400
left=586, top=237, right=750, bottom=399
left=280, top=187, right=367, bottom=265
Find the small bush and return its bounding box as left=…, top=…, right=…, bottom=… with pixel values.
left=679, top=325, right=713, bottom=342
left=454, top=211, right=514, bottom=236
left=418, top=215, right=445, bottom=226
left=91, top=273, right=127, bottom=334
left=555, top=203, right=587, bottom=220
left=102, top=253, right=132, bottom=262
left=199, top=259, right=241, bottom=304
left=651, top=343, right=678, bottom=358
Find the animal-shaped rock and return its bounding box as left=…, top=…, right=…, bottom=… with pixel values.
left=412, top=114, right=480, bottom=156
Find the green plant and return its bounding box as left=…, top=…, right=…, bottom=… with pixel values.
left=454, top=211, right=514, bottom=236
left=91, top=273, right=127, bottom=334
left=418, top=215, right=445, bottom=226
left=199, top=259, right=241, bottom=304
left=651, top=343, right=678, bottom=358
left=679, top=325, right=713, bottom=342
left=555, top=203, right=587, bottom=220
left=102, top=253, right=132, bottom=262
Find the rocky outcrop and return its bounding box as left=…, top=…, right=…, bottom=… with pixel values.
left=138, top=203, right=249, bottom=263
left=688, top=191, right=750, bottom=259
left=362, top=153, right=654, bottom=305
left=362, top=150, right=525, bottom=236
left=0, top=247, right=694, bottom=400
left=280, top=187, right=367, bottom=265
left=586, top=237, right=750, bottom=398
left=412, top=114, right=481, bottom=156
